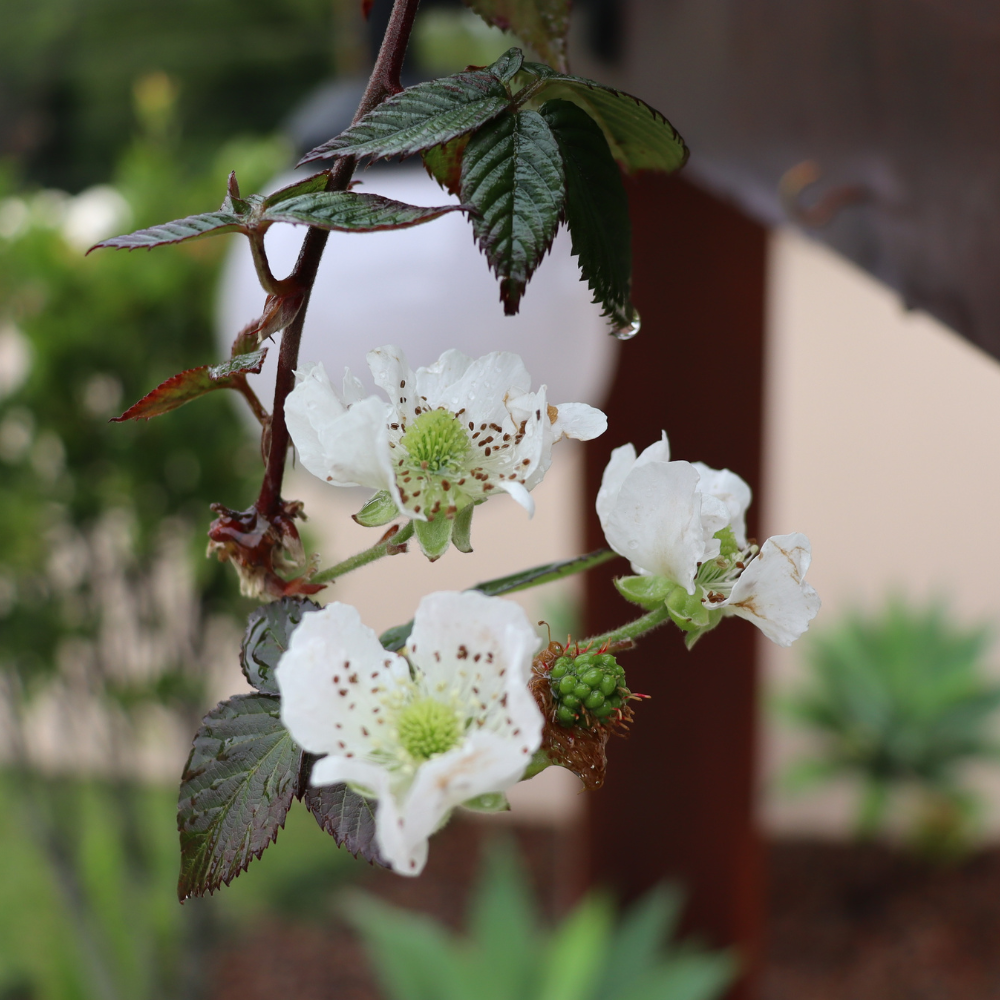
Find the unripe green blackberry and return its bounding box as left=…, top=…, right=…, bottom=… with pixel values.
left=548, top=650, right=629, bottom=727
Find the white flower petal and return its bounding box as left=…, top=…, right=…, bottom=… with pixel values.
left=718, top=533, right=821, bottom=646
left=693, top=463, right=752, bottom=546
left=389, top=730, right=534, bottom=874
left=499, top=479, right=535, bottom=517
left=341, top=368, right=367, bottom=405
left=548, top=401, right=607, bottom=443
left=601, top=460, right=707, bottom=592
left=276, top=602, right=410, bottom=758
left=286, top=363, right=397, bottom=493
left=284, top=363, right=346, bottom=475
left=596, top=443, right=638, bottom=524
left=634, top=431, right=671, bottom=468
left=408, top=590, right=542, bottom=743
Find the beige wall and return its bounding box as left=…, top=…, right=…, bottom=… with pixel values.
left=760, top=227, right=1000, bottom=835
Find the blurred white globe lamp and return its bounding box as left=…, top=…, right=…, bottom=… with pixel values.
left=216, top=163, right=618, bottom=415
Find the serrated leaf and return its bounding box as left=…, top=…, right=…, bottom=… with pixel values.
left=422, top=135, right=470, bottom=197
left=541, top=99, right=633, bottom=326
left=462, top=0, right=570, bottom=72
left=111, top=349, right=267, bottom=422
left=177, top=694, right=301, bottom=900
left=87, top=210, right=247, bottom=252
left=263, top=172, right=331, bottom=208
left=460, top=109, right=565, bottom=314
left=299, top=55, right=517, bottom=165
left=240, top=596, right=322, bottom=695
left=263, top=191, right=465, bottom=232
left=527, top=73, right=688, bottom=174
left=303, top=782, right=385, bottom=865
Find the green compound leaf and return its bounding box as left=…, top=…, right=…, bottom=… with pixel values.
left=462, top=0, right=570, bottom=73
left=177, top=694, right=301, bottom=900
left=88, top=210, right=248, bottom=252
left=422, top=134, right=470, bottom=197
left=111, top=348, right=267, bottom=422
left=240, top=597, right=322, bottom=696
left=262, top=171, right=331, bottom=208
left=303, top=781, right=385, bottom=865
left=525, top=70, right=688, bottom=175
left=460, top=109, right=565, bottom=314
left=298, top=52, right=520, bottom=165
left=263, top=191, right=465, bottom=232
left=540, top=99, right=633, bottom=326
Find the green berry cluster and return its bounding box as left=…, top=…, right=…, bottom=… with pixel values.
left=549, top=651, right=629, bottom=727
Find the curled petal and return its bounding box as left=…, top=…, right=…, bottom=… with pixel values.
left=693, top=462, right=752, bottom=546
left=548, top=401, right=608, bottom=443
left=285, top=363, right=397, bottom=495
left=718, top=532, right=820, bottom=646
left=499, top=479, right=535, bottom=516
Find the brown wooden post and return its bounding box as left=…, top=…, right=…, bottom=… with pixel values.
left=583, top=176, right=767, bottom=999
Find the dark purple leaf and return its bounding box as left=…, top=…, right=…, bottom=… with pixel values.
left=177, top=694, right=300, bottom=899
left=304, top=780, right=386, bottom=866
left=240, top=597, right=321, bottom=696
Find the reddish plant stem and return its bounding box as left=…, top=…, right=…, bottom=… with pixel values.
left=256, top=0, right=421, bottom=517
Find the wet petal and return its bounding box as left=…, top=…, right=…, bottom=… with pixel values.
left=718, top=532, right=820, bottom=646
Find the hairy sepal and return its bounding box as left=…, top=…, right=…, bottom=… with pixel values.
left=353, top=490, right=401, bottom=528
left=615, top=574, right=674, bottom=611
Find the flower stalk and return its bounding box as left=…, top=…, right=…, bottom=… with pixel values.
left=312, top=522, right=415, bottom=585
left=256, top=0, right=422, bottom=518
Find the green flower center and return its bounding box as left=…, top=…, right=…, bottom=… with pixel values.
left=396, top=698, right=462, bottom=760
left=399, top=409, right=469, bottom=474
left=714, top=525, right=739, bottom=558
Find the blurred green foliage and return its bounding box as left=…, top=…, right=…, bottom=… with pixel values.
left=0, top=104, right=287, bottom=685
left=348, top=840, right=735, bottom=1000
left=0, top=0, right=336, bottom=191
left=0, top=773, right=360, bottom=1000
left=784, top=599, right=1000, bottom=855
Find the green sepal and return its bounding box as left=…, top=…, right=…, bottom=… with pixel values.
left=451, top=501, right=475, bottom=553
left=714, top=525, right=739, bottom=558
left=665, top=585, right=713, bottom=631
left=683, top=612, right=724, bottom=650
left=615, top=574, right=674, bottom=610
left=414, top=514, right=453, bottom=561
left=353, top=490, right=400, bottom=528
left=522, top=748, right=554, bottom=780
left=462, top=792, right=511, bottom=813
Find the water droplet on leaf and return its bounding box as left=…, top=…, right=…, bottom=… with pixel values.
left=613, top=311, right=642, bottom=341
